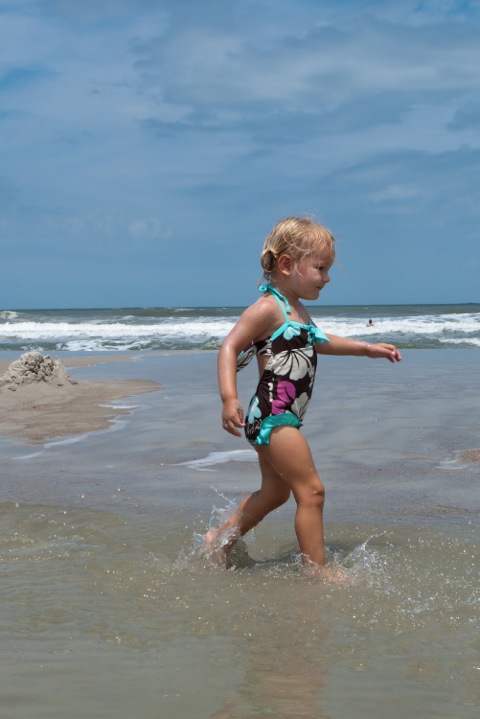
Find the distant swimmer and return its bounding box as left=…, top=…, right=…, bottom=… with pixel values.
left=366, top=319, right=375, bottom=327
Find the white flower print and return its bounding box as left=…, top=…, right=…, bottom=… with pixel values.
left=291, top=392, right=310, bottom=419
left=269, top=346, right=314, bottom=381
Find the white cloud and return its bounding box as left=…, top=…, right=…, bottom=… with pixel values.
left=128, top=218, right=166, bottom=239
left=370, top=185, right=420, bottom=203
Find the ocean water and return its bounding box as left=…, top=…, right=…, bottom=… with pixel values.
left=0, top=343, right=479, bottom=716
left=0, top=303, right=479, bottom=352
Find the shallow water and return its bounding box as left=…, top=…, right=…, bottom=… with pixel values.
left=1, top=501, right=478, bottom=719
left=0, top=351, right=479, bottom=718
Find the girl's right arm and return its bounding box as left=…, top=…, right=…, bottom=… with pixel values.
left=217, top=299, right=277, bottom=437
left=218, top=339, right=244, bottom=437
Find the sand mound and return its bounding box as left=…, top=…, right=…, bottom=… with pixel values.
left=0, top=353, right=160, bottom=442
left=0, top=351, right=77, bottom=392
left=460, top=448, right=480, bottom=464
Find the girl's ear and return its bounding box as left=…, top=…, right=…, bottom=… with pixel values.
left=277, top=253, right=294, bottom=276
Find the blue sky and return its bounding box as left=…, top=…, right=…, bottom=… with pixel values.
left=1, top=0, right=479, bottom=308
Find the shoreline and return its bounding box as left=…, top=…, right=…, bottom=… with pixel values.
left=0, top=350, right=478, bottom=468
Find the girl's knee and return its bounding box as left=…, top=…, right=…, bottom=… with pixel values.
left=310, top=486, right=325, bottom=509
left=297, top=480, right=325, bottom=508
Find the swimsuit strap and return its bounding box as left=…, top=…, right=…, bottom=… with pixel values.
left=258, top=283, right=291, bottom=319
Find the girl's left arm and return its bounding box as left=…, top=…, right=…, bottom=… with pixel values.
left=317, top=334, right=402, bottom=363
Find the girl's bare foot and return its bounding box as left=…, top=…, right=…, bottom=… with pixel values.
left=304, top=562, right=352, bottom=585
left=201, top=529, right=230, bottom=567
left=201, top=529, right=254, bottom=569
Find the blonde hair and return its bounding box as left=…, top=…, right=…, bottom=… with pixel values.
left=260, top=216, right=336, bottom=276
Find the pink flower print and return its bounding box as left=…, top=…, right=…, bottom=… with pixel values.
left=272, top=380, right=296, bottom=415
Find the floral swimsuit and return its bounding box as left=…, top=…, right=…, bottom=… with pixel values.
left=237, top=284, right=329, bottom=446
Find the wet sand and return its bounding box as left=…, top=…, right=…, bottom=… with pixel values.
left=0, top=355, right=159, bottom=442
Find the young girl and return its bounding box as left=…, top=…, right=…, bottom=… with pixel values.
left=205, top=217, right=401, bottom=574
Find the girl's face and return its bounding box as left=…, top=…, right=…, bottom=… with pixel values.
left=289, top=248, right=334, bottom=301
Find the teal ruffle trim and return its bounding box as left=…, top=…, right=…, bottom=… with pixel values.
left=254, top=413, right=301, bottom=446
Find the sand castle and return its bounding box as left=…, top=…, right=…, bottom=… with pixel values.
left=0, top=351, right=77, bottom=391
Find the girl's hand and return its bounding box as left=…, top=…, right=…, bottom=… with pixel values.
left=365, top=343, right=402, bottom=363
left=221, top=399, right=245, bottom=437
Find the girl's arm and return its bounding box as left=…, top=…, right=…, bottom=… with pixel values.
left=218, top=333, right=246, bottom=437
left=218, top=300, right=278, bottom=436
left=318, top=334, right=402, bottom=363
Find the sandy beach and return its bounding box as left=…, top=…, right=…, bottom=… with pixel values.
left=0, top=354, right=159, bottom=442
left=0, top=349, right=479, bottom=719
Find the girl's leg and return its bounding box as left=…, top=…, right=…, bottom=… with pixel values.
left=257, top=426, right=326, bottom=567
left=204, top=454, right=291, bottom=562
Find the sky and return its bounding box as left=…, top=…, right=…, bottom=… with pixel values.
left=1, top=0, right=479, bottom=309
